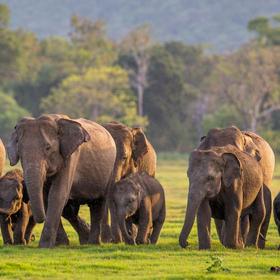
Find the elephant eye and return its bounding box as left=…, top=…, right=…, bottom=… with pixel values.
left=128, top=197, right=135, bottom=204
left=45, top=144, right=51, bottom=152
left=207, top=175, right=214, bottom=181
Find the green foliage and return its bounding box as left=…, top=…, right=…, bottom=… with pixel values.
left=203, top=105, right=243, bottom=132
left=144, top=42, right=210, bottom=151
left=248, top=14, right=280, bottom=46
left=206, top=256, right=230, bottom=273
left=41, top=66, right=147, bottom=126
left=259, top=130, right=280, bottom=154
left=0, top=3, right=9, bottom=28
left=0, top=91, right=29, bottom=141
left=70, top=15, right=118, bottom=68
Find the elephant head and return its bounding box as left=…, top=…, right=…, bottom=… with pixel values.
left=103, top=123, right=149, bottom=182
left=179, top=146, right=243, bottom=248
left=199, top=126, right=261, bottom=161
left=6, top=115, right=90, bottom=223
left=131, top=127, right=148, bottom=162
left=113, top=175, right=141, bottom=244
left=0, top=169, right=26, bottom=216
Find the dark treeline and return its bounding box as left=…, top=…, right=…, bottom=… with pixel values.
left=1, top=4, right=280, bottom=152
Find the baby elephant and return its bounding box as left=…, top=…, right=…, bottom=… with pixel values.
left=113, top=172, right=165, bottom=245
left=0, top=169, right=35, bottom=245
left=273, top=192, right=280, bottom=249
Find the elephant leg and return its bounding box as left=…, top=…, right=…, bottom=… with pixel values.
left=246, top=188, right=266, bottom=248
left=109, top=199, right=122, bottom=243
left=150, top=205, right=165, bottom=245
left=62, top=202, right=89, bottom=245
left=55, top=220, right=70, bottom=246
left=240, top=215, right=250, bottom=244
left=88, top=198, right=106, bottom=244
left=197, top=199, right=211, bottom=249
left=14, top=204, right=29, bottom=245
left=214, top=219, right=224, bottom=244
left=24, top=216, right=36, bottom=244
left=258, top=185, right=271, bottom=249
left=39, top=169, right=74, bottom=248
left=223, top=194, right=243, bottom=249
left=0, top=216, right=13, bottom=244
left=136, top=198, right=152, bottom=245
left=101, top=202, right=112, bottom=243
left=43, top=184, right=70, bottom=246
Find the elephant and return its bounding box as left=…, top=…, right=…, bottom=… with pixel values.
left=113, top=172, right=165, bottom=245
left=179, top=145, right=266, bottom=249
left=273, top=192, right=280, bottom=249
left=0, top=138, right=6, bottom=177
left=100, top=122, right=157, bottom=242
left=131, top=127, right=157, bottom=177
left=7, top=114, right=116, bottom=248
left=198, top=126, right=275, bottom=248
left=0, top=169, right=36, bottom=245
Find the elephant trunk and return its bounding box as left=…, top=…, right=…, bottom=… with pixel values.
left=118, top=210, right=133, bottom=244
left=179, top=189, right=204, bottom=248
left=23, top=164, right=46, bottom=223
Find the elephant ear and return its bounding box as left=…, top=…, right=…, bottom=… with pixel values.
left=58, top=119, right=90, bottom=159
left=7, top=129, right=19, bottom=166
left=222, top=153, right=242, bottom=188
left=131, top=127, right=148, bottom=161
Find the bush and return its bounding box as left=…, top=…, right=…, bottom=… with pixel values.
left=0, top=91, right=29, bottom=142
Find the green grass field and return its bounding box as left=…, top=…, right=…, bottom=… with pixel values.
left=1, top=154, right=280, bottom=279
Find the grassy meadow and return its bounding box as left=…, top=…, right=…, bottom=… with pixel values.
left=0, top=153, right=280, bottom=279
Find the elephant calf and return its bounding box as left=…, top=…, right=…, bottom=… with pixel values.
left=273, top=192, right=280, bottom=249
left=0, top=169, right=35, bottom=245
left=113, top=172, right=165, bottom=245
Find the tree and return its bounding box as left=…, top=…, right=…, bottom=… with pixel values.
left=210, top=45, right=280, bottom=131
left=0, top=92, right=29, bottom=141
left=120, top=25, right=153, bottom=117
left=0, top=4, right=9, bottom=29
left=70, top=15, right=117, bottom=68
left=144, top=42, right=209, bottom=151
left=248, top=14, right=280, bottom=46
left=41, top=66, right=147, bottom=127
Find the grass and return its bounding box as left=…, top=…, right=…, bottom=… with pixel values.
left=1, top=154, right=280, bottom=279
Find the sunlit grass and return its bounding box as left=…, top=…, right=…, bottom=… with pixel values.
left=1, top=154, right=280, bottom=279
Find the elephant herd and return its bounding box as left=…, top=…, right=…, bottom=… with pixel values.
left=0, top=114, right=279, bottom=250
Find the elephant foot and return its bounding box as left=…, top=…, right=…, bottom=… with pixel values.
left=225, top=241, right=244, bottom=249
left=39, top=235, right=57, bottom=248
left=39, top=240, right=55, bottom=248
left=14, top=239, right=26, bottom=245
left=124, top=237, right=136, bottom=245
left=101, top=224, right=112, bottom=243
left=199, top=243, right=211, bottom=250
left=179, top=236, right=189, bottom=248
left=88, top=233, right=101, bottom=245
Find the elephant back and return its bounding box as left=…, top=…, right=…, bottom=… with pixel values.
left=243, top=131, right=275, bottom=187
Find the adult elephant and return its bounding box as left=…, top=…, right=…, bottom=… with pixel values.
left=179, top=145, right=265, bottom=249
left=0, top=138, right=6, bottom=176
left=101, top=122, right=157, bottom=242
left=179, top=126, right=274, bottom=248
left=7, top=114, right=116, bottom=248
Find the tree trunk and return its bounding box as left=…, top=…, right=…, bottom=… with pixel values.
left=137, top=83, right=144, bottom=117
